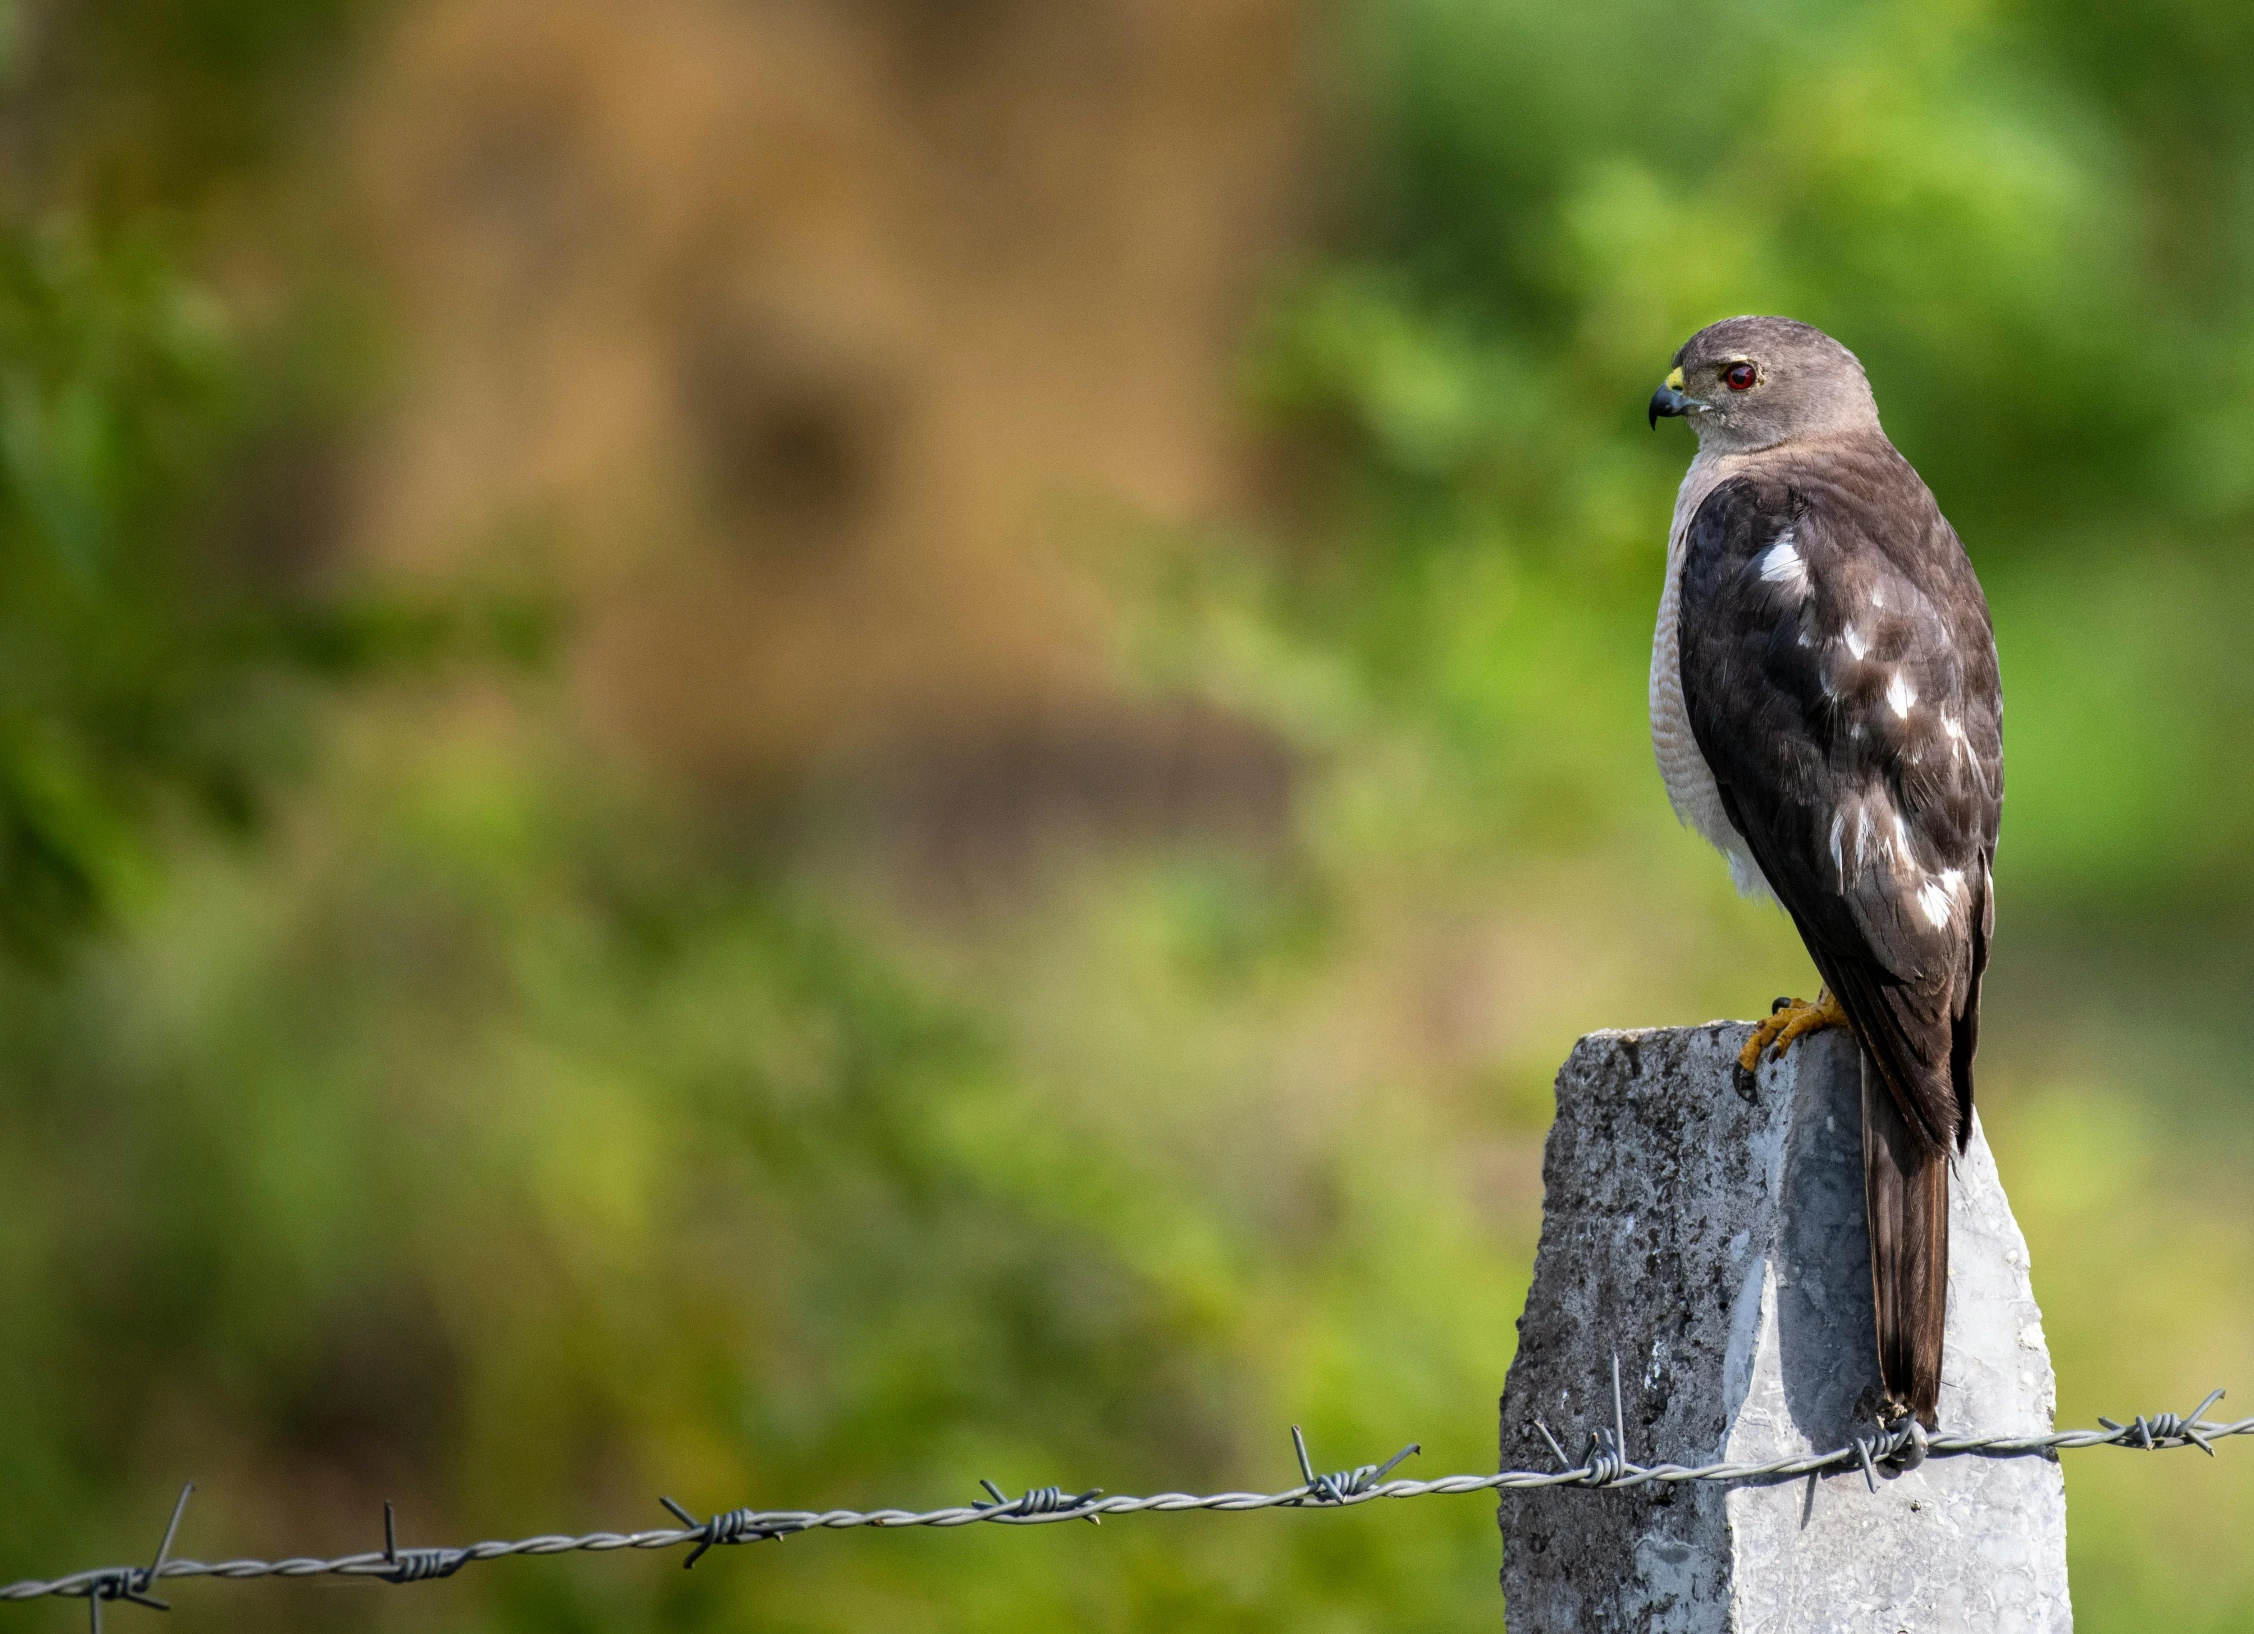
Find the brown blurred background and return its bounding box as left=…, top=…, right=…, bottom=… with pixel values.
left=347, top=0, right=1304, bottom=812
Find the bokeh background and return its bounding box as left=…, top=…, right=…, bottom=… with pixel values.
left=1, top=0, right=2251, bottom=1628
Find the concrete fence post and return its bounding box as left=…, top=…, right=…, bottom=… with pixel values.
left=1497, top=1023, right=2070, bottom=1632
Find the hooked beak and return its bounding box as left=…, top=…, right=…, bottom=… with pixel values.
left=1648, top=365, right=1705, bottom=429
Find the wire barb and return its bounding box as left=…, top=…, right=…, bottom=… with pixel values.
left=1289, top=1424, right=1421, bottom=1504
left=1850, top=1419, right=1927, bottom=1493
left=974, top=1480, right=1104, bottom=1524
left=1525, top=1354, right=1643, bottom=1487
left=2098, top=1387, right=2226, bottom=1457
left=1611, top=1352, right=1629, bottom=1464
left=657, top=1497, right=798, bottom=1567
left=1573, top=1426, right=1634, bottom=1487
left=380, top=1502, right=471, bottom=1584
left=1568, top=1350, right=1640, bottom=1487
left=74, top=1485, right=190, bottom=1634
left=1530, top=1418, right=1572, bottom=1472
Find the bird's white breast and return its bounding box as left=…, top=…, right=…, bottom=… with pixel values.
left=1651, top=447, right=1775, bottom=900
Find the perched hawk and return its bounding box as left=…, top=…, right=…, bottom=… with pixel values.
left=1648, top=317, right=2002, bottom=1428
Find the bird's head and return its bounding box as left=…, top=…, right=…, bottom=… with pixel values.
left=1649, top=316, right=1880, bottom=452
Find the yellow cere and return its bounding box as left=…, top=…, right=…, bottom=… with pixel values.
left=1666, top=366, right=1686, bottom=390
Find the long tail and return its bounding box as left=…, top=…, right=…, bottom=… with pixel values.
left=1861, top=1050, right=1948, bottom=1427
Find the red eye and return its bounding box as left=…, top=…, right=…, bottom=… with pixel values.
left=1724, top=362, right=1757, bottom=391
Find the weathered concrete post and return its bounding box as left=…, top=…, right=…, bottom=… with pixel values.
left=1498, top=1023, right=2069, bottom=1632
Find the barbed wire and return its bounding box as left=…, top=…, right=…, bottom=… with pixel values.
left=3, top=1372, right=2242, bottom=1629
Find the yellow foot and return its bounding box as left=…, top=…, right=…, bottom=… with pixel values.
left=1737, top=988, right=1850, bottom=1074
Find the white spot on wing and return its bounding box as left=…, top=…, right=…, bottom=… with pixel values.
left=1759, top=539, right=1810, bottom=596
left=1941, top=712, right=1991, bottom=796
left=1918, top=880, right=1952, bottom=927
left=1887, top=671, right=1917, bottom=718
left=1830, top=812, right=1845, bottom=885
left=1855, top=808, right=1872, bottom=868
left=1843, top=626, right=1869, bottom=660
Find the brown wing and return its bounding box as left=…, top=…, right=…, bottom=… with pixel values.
left=1676, top=445, right=2001, bottom=1153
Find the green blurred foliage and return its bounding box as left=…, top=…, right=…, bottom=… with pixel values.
left=1, top=1, right=2253, bottom=1632
left=0, top=216, right=546, bottom=963
left=0, top=222, right=236, bottom=954
left=0, top=212, right=339, bottom=962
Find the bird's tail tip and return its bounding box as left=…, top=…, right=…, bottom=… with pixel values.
left=1862, top=1058, right=1949, bottom=1429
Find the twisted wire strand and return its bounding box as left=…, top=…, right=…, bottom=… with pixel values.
left=6, top=1405, right=2247, bottom=1609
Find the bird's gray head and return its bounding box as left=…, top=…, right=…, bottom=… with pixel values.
left=1648, top=316, right=1880, bottom=453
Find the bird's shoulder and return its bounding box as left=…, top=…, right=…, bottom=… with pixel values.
left=1686, top=439, right=1989, bottom=638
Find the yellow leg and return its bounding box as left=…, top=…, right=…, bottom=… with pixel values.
left=1736, top=987, right=1850, bottom=1073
